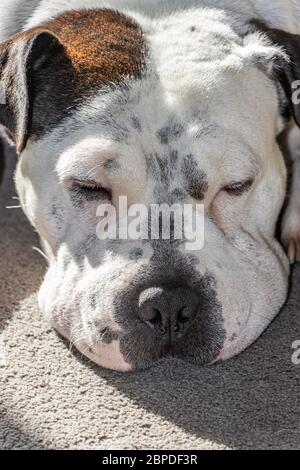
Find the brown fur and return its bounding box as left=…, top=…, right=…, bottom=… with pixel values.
left=41, top=9, right=146, bottom=87
left=0, top=9, right=146, bottom=147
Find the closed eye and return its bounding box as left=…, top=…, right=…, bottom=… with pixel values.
left=72, top=179, right=112, bottom=200
left=222, top=178, right=254, bottom=196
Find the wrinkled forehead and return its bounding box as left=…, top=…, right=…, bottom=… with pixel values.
left=31, top=7, right=278, bottom=178
left=52, top=81, right=260, bottom=195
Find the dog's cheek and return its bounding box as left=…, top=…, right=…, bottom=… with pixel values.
left=37, top=257, right=79, bottom=337
left=37, top=263, right=62, bottom=323
left=15, top=161, right=69, bottom=256
left=210, top=277, right=250, bottom=362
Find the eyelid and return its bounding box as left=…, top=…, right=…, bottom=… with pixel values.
left=73, top=178, right=103, bottom=189
left=223, top=178, right=254, bottom=195
left=69, top=178, right=112, bottom=203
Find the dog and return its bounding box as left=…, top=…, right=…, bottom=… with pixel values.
left=1, top=0, right=300, bottom=371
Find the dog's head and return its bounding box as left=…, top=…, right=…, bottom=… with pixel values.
left=1, top=8, right=298, bottom=370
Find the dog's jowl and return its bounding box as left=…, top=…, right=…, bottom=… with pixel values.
left=2, top=0, right=300, bottom=371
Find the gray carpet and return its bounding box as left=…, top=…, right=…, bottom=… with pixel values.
left=0, top=144, right=299, bottom=450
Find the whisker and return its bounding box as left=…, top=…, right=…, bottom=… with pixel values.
left=32, top=246, right=49, bottom=263
left=85, top=164, right=104, bottom=179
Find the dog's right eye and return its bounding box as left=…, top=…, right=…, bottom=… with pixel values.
left=71, top=180, right=112, bottom=200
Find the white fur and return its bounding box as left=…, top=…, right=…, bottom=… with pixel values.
left=2, top=0, right=296, bottom=370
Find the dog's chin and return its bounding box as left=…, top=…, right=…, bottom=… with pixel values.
left=75, top=342, right=229, bottom=372
left=52, top=317, right=263, bottom=372
left=68, top=326, right=263, bottom=372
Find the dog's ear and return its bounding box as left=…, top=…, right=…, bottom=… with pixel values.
left=249, top=20, right=300, bottom=129
left=0, top=30, right=62, bottom=154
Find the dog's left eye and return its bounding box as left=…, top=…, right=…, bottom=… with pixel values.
left=222, top=179, right=254, bottom=196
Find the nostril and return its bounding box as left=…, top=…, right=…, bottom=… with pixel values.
left=145, top=307, right=160, bottom=327
left=142, top=307, right=168, bottom=336
left=175, top=306, right=193, bottom=334
left=178, top=306, right=190, bottom=321
left=140, top=304, right=159, bottom=323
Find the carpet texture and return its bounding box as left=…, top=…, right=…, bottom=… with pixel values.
left=0, top=144, right=299, bottom=450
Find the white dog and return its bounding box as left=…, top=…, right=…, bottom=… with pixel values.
left=1, top=0, right=300, bottom=371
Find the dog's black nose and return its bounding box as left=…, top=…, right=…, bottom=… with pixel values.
left=138, top=286, right=199, bottom=340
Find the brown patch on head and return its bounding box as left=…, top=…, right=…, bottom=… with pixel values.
left=32, top=9, right=146, bottom=137
left=42, top=9, right=146, bottom=88
left=0, top=9, right=146, bottom=149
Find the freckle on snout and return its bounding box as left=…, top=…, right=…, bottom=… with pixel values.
left=131, top=115, right=142, bottom=132
left=129, top=247, right=144, bottom=260
left=230, top=333, right=237, bottom=342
